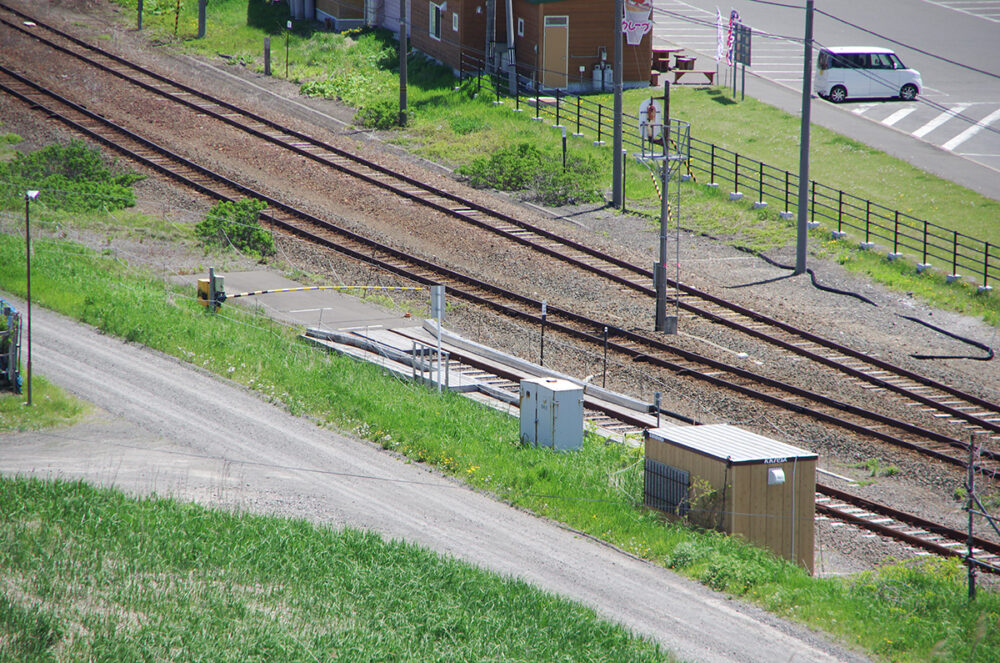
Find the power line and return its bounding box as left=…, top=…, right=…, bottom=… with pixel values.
left=814, top=8, right=1000, bottom=80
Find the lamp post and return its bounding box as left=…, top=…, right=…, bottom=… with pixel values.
left=285, top=20, right=292, bottom=79
left=24, top=190, right=39, bottom=406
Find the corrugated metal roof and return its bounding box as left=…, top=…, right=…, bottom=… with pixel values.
left=646, top=424, right=817, bottom=464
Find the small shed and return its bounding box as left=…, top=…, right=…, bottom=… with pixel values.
left=644, top=424, right=817, bottom=573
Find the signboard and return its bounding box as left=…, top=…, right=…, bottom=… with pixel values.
left=639, top=98, right=663, bottom=144
left=623, top=0, right=653, bottom=46
left=734, top=23, right=752, bottom=66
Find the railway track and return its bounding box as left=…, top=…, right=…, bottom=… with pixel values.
left=4, top=61, right=1000, bottom=487
left=2, top=3, right=998, bottom=460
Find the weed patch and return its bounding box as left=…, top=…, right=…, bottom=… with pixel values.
left=0, top=140, right=144, bottom=212
left=195, top=198, right=274, bottom=258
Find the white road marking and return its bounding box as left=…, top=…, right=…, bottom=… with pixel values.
left=881, top=107, right=917, bottom=126
left=941, top=107, right=1000, bottom=151
left=911, top=104, right=971, bottom=138
left=852, top=104, right=877, bottom=115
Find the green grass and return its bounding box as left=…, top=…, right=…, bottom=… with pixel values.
left=0, top=375, right=90, bottom=432
left=0, top=476, right=672, bottom=663
left=2, top=230, right=999, bottom=662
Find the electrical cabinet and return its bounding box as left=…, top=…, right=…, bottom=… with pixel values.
left=519, top=378, right=583, bottom=451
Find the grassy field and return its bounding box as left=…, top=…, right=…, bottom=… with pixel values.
left=0, top=476, right=672, bottom=663
left=1, top=227, right=999, bottom=662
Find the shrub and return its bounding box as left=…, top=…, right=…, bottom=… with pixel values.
left=0, top=140, right=144, bottom=212
left=355, top=99, right=400, bottom=130
left=459, top=143, right=602, bottom=206
left=194, top=198, right=274, bottom=258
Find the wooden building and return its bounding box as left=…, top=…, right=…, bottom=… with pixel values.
left=407, top=0, right=652, bottom=91
left=315, top=0, right=365, bottom=30
left=644, top=424, right=817, bottom=574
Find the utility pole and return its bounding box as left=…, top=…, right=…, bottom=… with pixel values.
left=399, top=0, right=408, bottom=126
left=612, top=0, right=624, bottom=208
left=967, top=434, right=978, bottom=600
left=24, top=190, right=38, bottom=406
left=794, top=0, right=814, bottom=274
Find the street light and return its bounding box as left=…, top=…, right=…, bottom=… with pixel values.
left=24, top=190, right=38, bottom=406
left=285, top=20, right=292, bottom=78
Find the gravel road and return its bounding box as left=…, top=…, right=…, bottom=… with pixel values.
left=0, top=298, right=872, bottom=663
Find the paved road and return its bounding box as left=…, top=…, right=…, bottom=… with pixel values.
left=0, top=297, right=872, bottom=663
left=652, top=0, right=1000, bottom=188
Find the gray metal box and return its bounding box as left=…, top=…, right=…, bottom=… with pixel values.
left=519, top=377, right=583, bottom=451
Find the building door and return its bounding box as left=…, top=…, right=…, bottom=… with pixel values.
left=542, top=15, right=568, bottom=89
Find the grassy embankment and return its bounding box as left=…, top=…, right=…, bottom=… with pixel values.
left=110, top=0, right=1000, bottom=324
left=1, top=223, right=998, bottom=661
left=0, top=476, right=672, bottom=662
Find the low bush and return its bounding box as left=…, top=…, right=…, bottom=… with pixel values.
left=0, top=140, right=144, bottom=212
left=459, top=142, right=602, bottom=206
left=194, top=198, right=274, bottom=258
left=354, top=99, right=400, bottom=129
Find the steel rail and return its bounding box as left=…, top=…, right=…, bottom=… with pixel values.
left=816, top=483, right=1000, bottom=573
left=2, top=65, right=997, bottom=482
left=0, top=4, right=1000, bottom=440
left=3, top=4, right=997, bottom=442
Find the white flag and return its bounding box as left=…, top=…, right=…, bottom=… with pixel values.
left=716, top=8, right=726, bottom=63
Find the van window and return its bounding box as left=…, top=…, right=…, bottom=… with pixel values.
left=870, top=53, right=892, bottom=69
left=817, top=50, right=830, bottom=70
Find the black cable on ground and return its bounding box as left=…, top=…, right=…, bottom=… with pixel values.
left=733, top=245, right=993, bottom=361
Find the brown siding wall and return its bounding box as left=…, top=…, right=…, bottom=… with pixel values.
left=317, top=0, right=362, bottom=21
left=411, top=0, right=462, bottom=71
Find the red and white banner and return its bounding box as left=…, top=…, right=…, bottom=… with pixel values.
left=725, top=8, right=740, bottom=66
left=623, top=0, right=654, bottom=46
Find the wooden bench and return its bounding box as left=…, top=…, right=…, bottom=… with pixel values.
left=650, top=70, right=660, bottom=85
left=672, top=69, right=715, bottom=84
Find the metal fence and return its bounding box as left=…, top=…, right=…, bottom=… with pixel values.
left=0, top=297, right=21, bottom=393
left=459, top=59, right=998, bottom=290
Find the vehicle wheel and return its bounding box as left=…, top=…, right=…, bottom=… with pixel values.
left=829, top=85, right=847, bottom=103
left=900, top=84, right=918, bottom=101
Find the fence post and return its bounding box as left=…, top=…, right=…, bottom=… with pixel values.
left=811, top=180, right=816, bottom=225
left=953, top=233, right=960, bottom=277
left=784, top=170, right=790, bottom=211
left=556, top=90, right=561, bottom=126
left=922, top=220, right=929, bottom=267
left=865, top=200, right=871, bottom=244
left=734, top=152, right=739, bottom=191
left=758, top=162, right=764, bottom=204
left=892, top=211, right=900, bottom=256
left=984, top=243, right=991, bottom=289
left=710, top=144, right=716, bottom=184
left=596, top=105, right=603, bottom=144
left=838, top=191, right=843, bottom=233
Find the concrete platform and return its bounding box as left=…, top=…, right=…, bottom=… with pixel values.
left=214, top=270, right=419, bottom=331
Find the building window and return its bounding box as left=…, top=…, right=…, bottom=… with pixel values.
left=453, top=12, right=459, bottom=31
left=517, top=17, right=524, bottom=36
left=430, top=2, right=442, bottom=41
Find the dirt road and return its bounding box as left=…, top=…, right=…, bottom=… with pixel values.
left=0, top=299, right=871, bottom=663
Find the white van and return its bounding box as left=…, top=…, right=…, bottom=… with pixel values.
left=814, top=47, right=922, bottom=103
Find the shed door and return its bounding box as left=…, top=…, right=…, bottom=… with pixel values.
left=542, top=15, right=568, bottom=89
